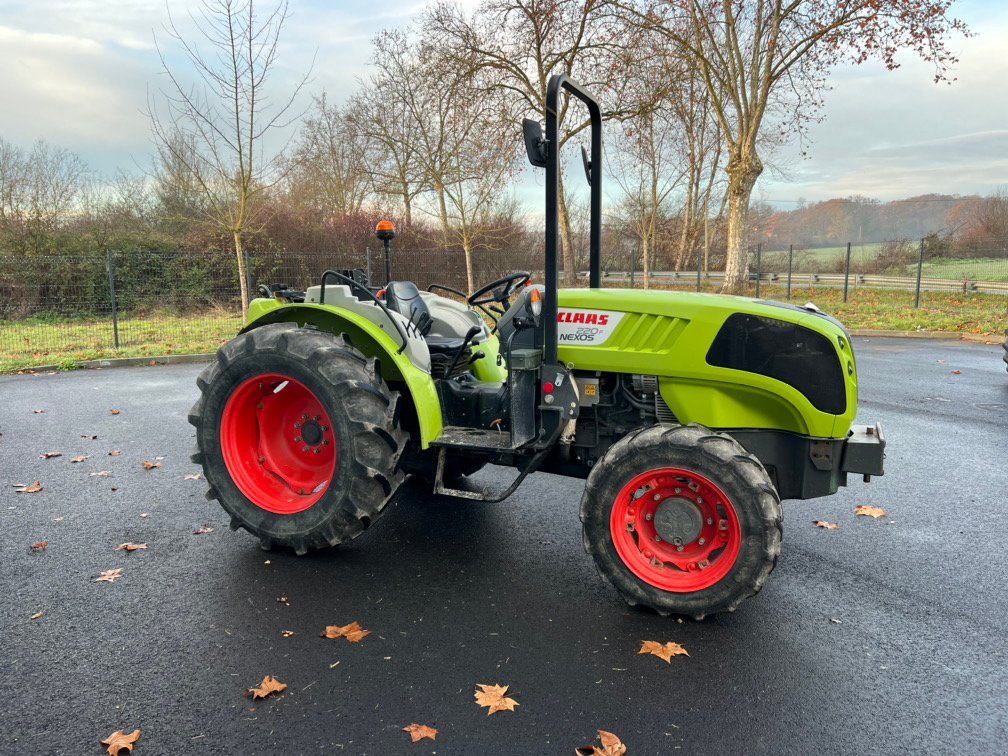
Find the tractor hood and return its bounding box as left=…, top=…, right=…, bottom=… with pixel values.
left=553, top=288, right=858, bottom=440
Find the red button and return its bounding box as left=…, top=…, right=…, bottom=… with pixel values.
left=543, top=382, right=555, bottom=395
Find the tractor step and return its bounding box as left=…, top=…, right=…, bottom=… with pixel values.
left=430, top=425, right=516, bottom=453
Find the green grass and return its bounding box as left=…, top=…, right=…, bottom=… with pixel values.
left=1, top=312, right=241, bottom=373
left=917, top=257, right=1008, bottom=282
left=2, top=290, right=1005, bottom=374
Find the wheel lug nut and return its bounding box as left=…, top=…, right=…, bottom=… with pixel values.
left=697, top=496, right=703, bottom=504
left=677, top=545, right=684, bottom=552
left=654, top=534, right=661, bottom=542
left=698, top=538, right=706, bottom=545
left=302, top=414, right=308, bottom=420
left=707, top=518, right=713, bottom=525
left=302, top=446, right=309, bottom=453
left=645, top=513, right=652, bottom=521
left=674, top=487, right=681, bottom=494
left=322, top=440, right=329, bottom=446
left=322, top=425, right=329, bottom=432
left=294, top=436, right=302, bottom=442
left=294, top=422, right=301, bottom=429
left=314, top=415, right=320, bottom=421
left=653, top=493, right=661, bottom=501
left=314, top=448, right=321, bottom=454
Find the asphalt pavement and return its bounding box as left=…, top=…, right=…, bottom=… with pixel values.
left=1, top=337, right=1005, bottom=755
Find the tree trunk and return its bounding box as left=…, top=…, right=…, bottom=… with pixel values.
left=722, top=151, right=763, bottom=295
left=434, top=180, right=449, bottom=242
left=557, top=173, right=578, bottom=287
left=234, top=230, right=249, bottom=321
left=402, top=188, right=412, bottom=226
left=641, top=233, right=650, bottom=289
left=463, top=238, right=474, bottom=295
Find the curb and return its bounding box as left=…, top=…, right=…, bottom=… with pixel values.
left=849, top=329, right=1000, bottom=344
left=18, top=353, right=215, bottom=374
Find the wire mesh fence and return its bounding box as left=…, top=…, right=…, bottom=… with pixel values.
left=2, top=240, right=1005, bottom=372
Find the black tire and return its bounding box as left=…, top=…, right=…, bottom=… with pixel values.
left=188, top=323, right=407, bottom=555
left=580, top=424, right=782, bottom=620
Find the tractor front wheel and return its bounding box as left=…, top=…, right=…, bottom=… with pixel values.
left=580, top=424, right=782, bottom=619
left=189, top=323, right=407, bottom=554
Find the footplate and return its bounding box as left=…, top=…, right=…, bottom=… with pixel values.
left=840, top=423, right=886, bottom=480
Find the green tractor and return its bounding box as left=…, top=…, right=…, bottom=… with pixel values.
left=189, top=75, right=885, bottom=619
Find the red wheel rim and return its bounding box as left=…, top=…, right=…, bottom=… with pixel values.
left=220, top=373, right=337, bottom=515
left=609, top=467, right=741, bottom=592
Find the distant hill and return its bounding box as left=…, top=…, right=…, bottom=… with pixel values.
left=758, top=194, right=982, bottom=249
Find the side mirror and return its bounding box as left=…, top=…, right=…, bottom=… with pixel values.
left=522, top=118, right=547, bottom=168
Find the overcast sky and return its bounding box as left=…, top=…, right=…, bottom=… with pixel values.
left=0, top=0, right=1004, bottom=208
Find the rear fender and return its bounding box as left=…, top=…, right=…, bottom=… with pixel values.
left=242, top=300, right=442, bottom=447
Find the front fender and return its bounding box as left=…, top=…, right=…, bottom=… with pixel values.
left=242, top=299, right=442, bottom=447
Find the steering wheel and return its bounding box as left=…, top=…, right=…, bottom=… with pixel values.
left=467, top=271, right=531, bottom=312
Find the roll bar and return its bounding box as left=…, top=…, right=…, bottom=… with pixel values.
left=538, top=74, right=603, bottom=365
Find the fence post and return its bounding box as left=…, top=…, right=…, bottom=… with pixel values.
left=696, top=245, right=702, bottom=292
left=842, top=242, right=852, bottom=302
left=786, top=244, right=793, bottom=300
left=106, top=250, right=120, bottom=349
left=914, top=237, right=924, bottom=308
left=755, top=243, right=762, bottom=298
left=243, top=251, right=254, bottom=300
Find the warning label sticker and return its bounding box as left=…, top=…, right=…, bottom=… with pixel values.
left=557, top=309, right=624, bottom=346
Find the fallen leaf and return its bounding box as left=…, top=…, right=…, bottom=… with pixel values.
left=951, top=369, right=961, bottom=375
left=474, top=683, right=519, bottom=715
left=30, top=611, right=43, bottom=620
left=82, top=434, right=98, bottom=440
left=936, top=359, right=945, bottom=363
left=639, top=640, right=689, bottom=663
left=814, top=520, right=839, bottom=529
left=403, top=723, right=438, bottom=743
left=32, top=409, right=45, bottom=414
left=147, top=360, right=156, bottom=367
left=95, top=568, right=123, bottom=583
left=111, top=487, right=119, bottom=492
left=100, top=728, right=141, bottom=755
left=117, top=543, right=148, bottom=552
left=142, top=460, right=161, bottom=470
left=31, top=540, right=48, bottom=551
left=70, top=455, right=89, bottom=464
left=110, top=409, right=121, bottom=415
left=277, top=596, right=290, bottom=606
left=51, top=517, right=64, bottom=523
left=184, top=472, right=202, bottom=480
left=140, top=513, right=149, bottom=518
left=246, top=675, right=287, bottom=700
left=576, top=729, right=627, bottom=756
left=193, top=526, right=213, bottom=535
left=320, top=621, right=370, bottom=643
left=855, top=505, right=888, bottom=518
left=830, top=618, right=843, bottom=624
left=108, top=450, right=122, bottom=457
left=281, top=630, right=295, bottom=638
left=39, top=451, right=62, bottom=459
left=90, top=470, right=112, bottom=478
left=15, top=482, right=43, bottom=494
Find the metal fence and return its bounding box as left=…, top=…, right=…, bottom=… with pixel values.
left=2, top=240, right=1006, bottom=371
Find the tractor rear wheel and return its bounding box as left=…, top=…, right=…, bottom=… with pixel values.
left=580, top=424, right=781, bottom=619
left=189, top=323, right=407, bottom=554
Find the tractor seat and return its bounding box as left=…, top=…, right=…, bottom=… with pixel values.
left=383, top=281, right=465, bottom=355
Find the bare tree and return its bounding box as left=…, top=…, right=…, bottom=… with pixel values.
left=425, top=0, right=637, bottom=285
left=149, top=0, right=310, bottom=318
left=286, top=94, right=374, bottom=220
left=623, top=0, right=969, bottom=293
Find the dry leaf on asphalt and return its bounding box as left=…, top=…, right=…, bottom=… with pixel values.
left=82, top=434, right=98, bottom=440
left=474, top=683, right=519, bottom=715
left=15, top=482, right=43, bottom=494
left=30, top=611, right=43, bottom=620
left=246, top=675, right=287, bottom=700
left=639, top=640, right=689, bottom=663
left=142, top=460, right=161, bottom=470
left=403, top=723, right=438, bottom=742
left=576, top=729, right=627, bottom=756
left=277, top=596, right=290, bottom=605
left=320, top=621, right=370, bottom=643
left=90, top=471, right=112, bottom=478
left=951, top=369, right=961, bottom=375
left=31, top=540, right=48, bottom=551
left=95, top=568, right=123, bottom=583
left=117, top=543, right=147, bottom=552
left=70, top=455, right=89, bottom=463
left=814, top=520, right=839, bottom=529
left=110, top=409, right=120, bottom=415
left=101, top=728, right=141, bottom=755
left=184, top=473, right=202, bottom=480
left=109, top=450, right=122, bottom=457
left=193, top=526, right=213, bottom=535
left=855, top=505, right=888, bottom=518
left=281, top=630, right=295, bottom=638
left=39, top=451, right=62, bottom=459
left=32, top=409, right=45, bottom=414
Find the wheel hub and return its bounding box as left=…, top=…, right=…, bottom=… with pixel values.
left=653, top=497, right=703, bottom=545
left=299, top=418, right=324, bottom=447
